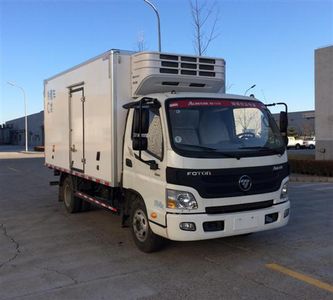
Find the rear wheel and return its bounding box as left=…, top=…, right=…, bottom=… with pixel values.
left=63, top=176, right=82, bottom=213
left=58, top=183, right=64, bottom=202
left=81, top=200, right=91, bottom=212
left=58, top=173, right=67, bottom=202
left=130, top=196, right=164, bottom=252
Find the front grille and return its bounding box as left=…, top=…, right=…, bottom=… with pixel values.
left=206, top=200, right=274, bottom=214
left=166, top=163, right=289, bottom=198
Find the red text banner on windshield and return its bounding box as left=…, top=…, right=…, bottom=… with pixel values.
left=169, top=99, right=265, bottom=109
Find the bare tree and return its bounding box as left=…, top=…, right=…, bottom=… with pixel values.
left=287, top=126, right=297, bottom=137
left=190, top=0, right=220, bottom=55
left=137, top=31, right=147, bottom=52
left=234, top=108, right=261, bottom=135
left=226, top=82, right=234, bottom=92
left=299, top=122, right=314, bottom=137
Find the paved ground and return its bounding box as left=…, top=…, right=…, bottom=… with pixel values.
left=0, top=155, right=332, bottom=300
left=0, top=146, right=43, bottom=160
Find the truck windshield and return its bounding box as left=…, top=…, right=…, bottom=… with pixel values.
left=166, top=98, right=285, bottom=158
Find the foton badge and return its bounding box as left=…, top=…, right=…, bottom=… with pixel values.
left=239, top=175, right=252, bottom=191
left=187, top=171, right=212, bottom=176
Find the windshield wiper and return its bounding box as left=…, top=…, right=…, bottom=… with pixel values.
left=179, top=144, right=217, bottom=151
left=179, top=144, right=242, bottom=158
left=239, top=146, right=284, bottom=155
left=216, top=152, right=242, bottom=159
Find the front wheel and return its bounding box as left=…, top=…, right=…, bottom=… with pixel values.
left=130, top=196, right=164, bottom=252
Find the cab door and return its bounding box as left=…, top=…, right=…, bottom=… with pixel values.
left=123, top=106, right=167, bottom=227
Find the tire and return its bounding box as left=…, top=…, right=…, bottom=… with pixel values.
left=295, top=144, right=301, bottom=150
left=58, top=173, right=66, bottom=202
left=58, top=183, right=64, bottom=202
left=130, top=196, right=164, bottom=252
left=309, top=145, right=315, bottom=149
left=81, top=200, right=91, bottom=212
left=63, top=176, right=82, bottom=213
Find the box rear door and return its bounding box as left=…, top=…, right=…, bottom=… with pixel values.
left=69, top=86, right=85, bottom=172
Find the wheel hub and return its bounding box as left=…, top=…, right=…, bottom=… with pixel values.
left=64, top=184, right=72, bottom=207
left=133, top=209, right=148, bottom=242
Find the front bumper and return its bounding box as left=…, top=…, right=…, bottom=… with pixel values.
left=165, top=201, right=290, bottom=241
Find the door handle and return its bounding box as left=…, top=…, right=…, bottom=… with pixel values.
left=71, top=144, right=77, bottom=152
left=126, top=158, right=133, bottom=167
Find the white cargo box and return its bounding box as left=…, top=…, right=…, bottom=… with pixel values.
left=44, top=50, right=133, bottom=187
left=45, top=50, right=227, bottom=187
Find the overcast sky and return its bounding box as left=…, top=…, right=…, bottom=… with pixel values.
left=1, top=0, right=332, bottom=122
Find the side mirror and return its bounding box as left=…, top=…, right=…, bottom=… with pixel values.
left=279, top=111, right=288, bottom=133
left=279, top=111, right=288, bottom=146
left=133, top=108, right=149, bottom=134
left=132, top=137, right=148, bottom=151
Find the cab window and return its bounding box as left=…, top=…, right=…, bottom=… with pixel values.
left=132, top=108, right=163, bottom=160
left=147, top=108, right=163, bottom=159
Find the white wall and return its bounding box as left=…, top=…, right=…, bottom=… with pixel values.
left=315, top=45, right=333, bottom=160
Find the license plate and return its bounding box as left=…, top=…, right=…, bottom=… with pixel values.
left=233, top=215, right=258, bottom=230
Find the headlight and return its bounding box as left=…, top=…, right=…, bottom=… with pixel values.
left=280, top=182, right=288, bottom=199
left=166, top=189, right=198, bottom=210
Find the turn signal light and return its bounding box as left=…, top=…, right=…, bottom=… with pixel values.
left=167, top=200, right=177, bottom=209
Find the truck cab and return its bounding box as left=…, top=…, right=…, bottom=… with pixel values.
left=122, top=92, right=289, bottom=251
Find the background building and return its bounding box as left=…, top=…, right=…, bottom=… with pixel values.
left=0, top=124, right=11, bottom=144
left=273, top=110, right=315, bottom=137
left=315, top=45, right=333, bottom=160
left=0, top=111, right=44, bottom=147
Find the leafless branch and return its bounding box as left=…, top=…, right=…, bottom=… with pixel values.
left=137, top=31, right=147, bottom=52
left=190, top=0, right=220, bottom=55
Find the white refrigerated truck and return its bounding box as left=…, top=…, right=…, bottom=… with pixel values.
left=45, top=50, right=290, bottom=252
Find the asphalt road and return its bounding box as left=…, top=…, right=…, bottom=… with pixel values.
left=0, top=155, right=332, bottom=300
